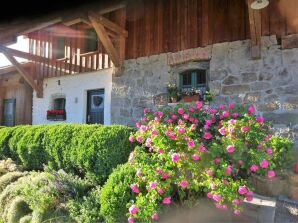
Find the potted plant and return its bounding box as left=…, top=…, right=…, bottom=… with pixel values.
left=47, top=109, right=66, bottom=121
left=204, top=90, right=214, bottom=102
left=167, top=83, right=179, bottom=103
left=181, top=88, right=200, bottom=102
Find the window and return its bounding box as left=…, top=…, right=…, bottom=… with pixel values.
left=55, top=37, right=65, bottom=59
left=179, top=69, right=207, bottom=93
left=84, top=29, right=98, bottom=52
left=53, top=98, right=66, bottom=110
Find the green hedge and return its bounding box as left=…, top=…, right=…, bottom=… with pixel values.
left=0, top=124, right=135, bottom=184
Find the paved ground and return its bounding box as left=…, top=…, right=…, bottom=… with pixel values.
left=274, top=196, right=298, bottom=223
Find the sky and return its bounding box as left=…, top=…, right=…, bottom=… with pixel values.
left=0, top=36, right=29, bottom=68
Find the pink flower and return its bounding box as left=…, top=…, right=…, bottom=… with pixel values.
left=238, top=185, right=248, bottom=195
left=250, top=164, right=259, bottom=172
left=129, top=205, right=138, bottom=215
left=248, top=105, right=255, bottom=113
left=178, top=127, right=185, bottom=134
left=183, top=114, right=189, bottom=119
left=144, top=108, right=150, bottom=113
left=228, top=119, right=236, bottom=125
left=192, top=154, right=200, bottom=160
left=167, top=119, right=173, bottom=124
left=198, top=145, right=207, bottom=152
left=151, top=213, right=159, bottom=221
left=203, top=132, right=212, bottom=139
left=219, top=127, right=227, bottom=135
left=158, top=111, right=164, bottom=117
left=241, top=126, right=250, bottom=132
left=212, top=194, right=222, bottom=202
left=130, top=183, right=140, bottom=193
left=232, top=199, right=240, bottom=205
left=177, top=108, right=185, bottom=115
left=136, top=170, right=142, bottom=177
left=129, top=136, right=135, bottom=142
left=135, top=122, right=141, bottom=128
left=229, top=127, right=235, bottom=133
left=229, top=103, right=235, bottom=109
left=222, top=111, right=230, bottom=118
left=226, top=145, right=235, bottom=153
left=171, top=114, right=177, bottom=120
left=266, top=148, right=273, bottom=155
left=195, top=101, right=203, bottom=109
left=219, top=104, right=225, bottom=110
left=157, top=188, right=164, bottom=194
left=206, top=170, right=213, bottom=175
left=268, top=170, right=276, bottom=178
left=163, top=197, right=171, bottom=204
left=136, top=136, right=142, bottom=143
left=151, top=129, right=158, bottom=136
left=213, top=158, right=221, bottom=163
left=226, top=165, right=232, bottom=175
left=256, top=116, right=264, bottom=123
left=260, top=159, right=269, bottom=168
left=149, top=181, right=157, bottom=189
left=210, top=108, right=217, bottom=114
left=188, top=140, right=195, bottom=148
left=156, top=167, right=163, bottom=174
left=232, top=112, right=238, bottom=118
left=234, top=209, right=241, bottom=215
left=180, top=180, right=188, bottom=188
left=128, top=217, right=134, bottom=223
left=161, top=173, right=171, bottom=179
left=171, top=153, right=180, bottom=162
left=157, top=148, right=164, bottom=154
left=207, top=192, right=213, bottom=199
left=205, top=119, right=213, bottom=125
left=246, top=196, right=253, bottom=202
left=238, top=160, right=243, bottom=165
left=189, top=106, right=195, bottom=113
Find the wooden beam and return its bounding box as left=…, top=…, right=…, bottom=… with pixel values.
left=247, top=0, right=261, bottom=59
left=97, top=15, right=128, bottom=37
left=1, top=49, right=43, bottom=98
left=88, top=12, right=121, bottom=67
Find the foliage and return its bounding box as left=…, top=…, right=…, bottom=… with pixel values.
left=0, top=171, right=27, bottom=193
left=67, top=186, right=103, bottom=223
left=0, top=124, right=135, bottom=184
left=6, top=197, right=31, bottom=223
left=100, top=163, right=137, bottom=223
left=167, top=83, right=179, bottom=98
left=126, top=102, right=290, bottom=222
left=0, top=158, right=22, bottom=177
left=204, top=91, right=214, bottom=102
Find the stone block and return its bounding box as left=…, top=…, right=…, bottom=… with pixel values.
left=251, top=82, right=271, bottom=91
left=223, top=75, right=240, bottom=85
left=263, top=112, right=298, bottom=125
left=209, top=81, right=221, bottom=95
left=284, top=96, right=298, bottom=109
left=258, top=72, right=273, bottom=81
left=210, top=69, right=228, bottom=81
left=222, top=85, right=250, bottom=95
left=244, top=92, right=261, bottom=103
left=273, top=68, right=293, bottom=87
left=241, top=73, right=258, bottom=83
left=258, top=94, right=280, bottom=111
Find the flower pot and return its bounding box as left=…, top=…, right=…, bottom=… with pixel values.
left=249, top=174, right=288, bottom=197
left=289, top=173, right=298, bottom=201
left=182, top=95, right=199, bottom=103
left=171, top=96, right=178, bottom=103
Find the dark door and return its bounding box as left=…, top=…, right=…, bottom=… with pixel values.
left=87, top=89, right=104, bottom=124
left=3, top=99, right=16, bottom=126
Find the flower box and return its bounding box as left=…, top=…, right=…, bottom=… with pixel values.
left=46, top=109, right=66, bottom=121
left=249, top=174, right=288, bottom=197
left=182, top=95, right=199, bottom=102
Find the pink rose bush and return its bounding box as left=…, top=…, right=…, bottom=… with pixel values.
left=126, top=102, right=280, bottom=222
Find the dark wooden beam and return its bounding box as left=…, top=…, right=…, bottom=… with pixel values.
left=1, top=49, right=43, bottom=98
left=247, top=0, right=261, bottom=59
left=97, top=15, right=128, bottom=37
left=88, top=12, right=121, bottom=67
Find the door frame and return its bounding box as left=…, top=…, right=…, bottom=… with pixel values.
left=2, top=98, right=16, bottom=126
left=86, top=88, right=105, bottom=124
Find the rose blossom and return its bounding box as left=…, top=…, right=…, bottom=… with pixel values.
left=212, top=194, right=222, bottom=202
left=260, top=159, right=269, bottom=168
left=199, top=145, right=207, bottom=152
left=268, top=170, right=276, bottom=178
left=248, top=105, right=255, bottom=113
left=232, top=199, right=240, bottom=205
left=250, top=164, right=259, bottom=172
left=207, top=192, right=213, bottom=198
left=226, top=165, right=232, bottom=175
left=183, top=114, right=189, bottom=119
left=188, top=140, right=195, bottom=147
left=163, top=197, right=171, bottom=204
left=162, top=173, right=171, bottom=179
left=151, top=213, right=159, bottom=221
left=129, top=136, right=135, bottom=142
left=266, top=148, right=273, bottom=155
left=228, top=119, right=236, bottom=125
left=178, top=127, right=185, bottom=134
left=232, top=112, right=238, bottom=118
left=210, top=108, right=217, bottom=114
left=206, top=170, right=213, bottom=175
left=128, top=217, right=134, bottom=223
left=256, top=116, right=264, bottom=123
left=241, top=126, right=250, bottom=132
left=157, top=188, right=164, bottom=194
left=234, top=209, right=241, bottom=215
left=157, top=148, right=164, bottom=154
left=219, top=104, right=225, bottom=110
left=129, top=205, right=138, bottom=215
left=238, top=185, right=248, bottom=195
left=151, top=129, right=158, bottom=136
left=136, top=170, right=142, bottom=177
left=219, top=127, right=227, bottom=135
left=130, top=183, right=140, bottom=193
left=171, top=153, right=180, bottom=162
left=177, top=108, right=185, bottom=114
left=203, top=132, right=212, bottom=139
left=192, top=154, right=200, bottom=160
left=229, top=103, right=235, bottom=109
left=136, top=136, right=143, bottom=142
left=149, top=181, right=157, bottom=189
left=195, top=101, right=203, bottom=109
left=222, top=111, right=229, bottom=118
left=226, top=145, right=235, bottom=153
left=180, top=180, right=188, bottom=188
left=171, top=114, right=177, bottom=120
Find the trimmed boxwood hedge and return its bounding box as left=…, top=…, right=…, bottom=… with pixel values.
left=0, top=124, right=135, bottom=184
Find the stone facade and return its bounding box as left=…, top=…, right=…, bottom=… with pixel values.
left=111, top=35, right=298, bottom=149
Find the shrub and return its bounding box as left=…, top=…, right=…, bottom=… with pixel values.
left=0, top=159, right=22, bottom=177
left=0, top=124, right=135, bottom=184
left=125, top=103, right=292, bottom=222
left=0, top=171, right=27, bottom=193
left=67, top=186, right=103, bottom=223
left=100, top=163, right=137, bottom=223
left=6, top=197, right=31, bottom=223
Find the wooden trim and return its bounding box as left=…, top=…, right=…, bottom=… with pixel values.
left=88, top=12, right=121, bottom=67
left=247, top=0, right=261, bottom=59
left=1, top=49, right=43, bottom=97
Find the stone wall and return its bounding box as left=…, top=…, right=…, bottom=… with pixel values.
left=111, top=35, right=298, bottom=149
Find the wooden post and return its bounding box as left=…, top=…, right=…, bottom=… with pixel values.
left=247, top=0, right=262, bottom=59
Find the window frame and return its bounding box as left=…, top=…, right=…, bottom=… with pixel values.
left=179, top=69, right=208, bottom=90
